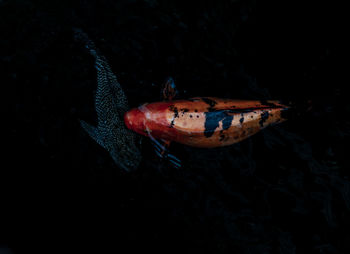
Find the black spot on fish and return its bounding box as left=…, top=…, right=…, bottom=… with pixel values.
left=202, top=97, right=217, bottom=112
left=259, top=111, right=269, bottom=127
left=181, top=108, right=189, bottom=113
left=204, top=110, right=234, bottom=138
left=196, top=115, right=199, bottom=118
left=240, top=114, right=244, bottom=124
left=190, top=115, right=192, bottom=118
left=169, top=105, right=179, bottom=127
left=174, top=110, right=179, bottom=118
left=180, top=108, right=189, bottom=116
left=169, top=105, right=179, bottom=117
left=202, top=97, right=217, bottom=108
left=194, top=109, right=198, bottom=112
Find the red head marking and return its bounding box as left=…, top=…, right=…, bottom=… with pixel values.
left=124, top=107, right=147, bottom=136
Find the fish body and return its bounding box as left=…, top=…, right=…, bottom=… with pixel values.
left=124, top=97, right=289, bottom=148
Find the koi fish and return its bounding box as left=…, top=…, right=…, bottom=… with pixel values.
left=76, top=29, right=291, bottom=169
left=124, top=97, right=290, bottom=148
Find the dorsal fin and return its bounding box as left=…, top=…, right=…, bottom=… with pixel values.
left=162, top=77, right=178, bottom=101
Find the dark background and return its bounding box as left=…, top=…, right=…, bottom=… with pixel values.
left=1, top=0, right=348, bottom=253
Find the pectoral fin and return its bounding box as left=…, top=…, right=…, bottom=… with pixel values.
left=146, top=127, right=181, bottom=168
left=162, top=77, right=177, bottom=101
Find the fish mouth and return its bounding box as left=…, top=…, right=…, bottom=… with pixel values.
left=124, top=111, right=133, bottom=130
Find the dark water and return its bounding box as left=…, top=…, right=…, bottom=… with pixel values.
left=1, top=0, right=348, bottom=253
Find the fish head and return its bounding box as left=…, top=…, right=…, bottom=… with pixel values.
left=124, top=107, right=148, bottom=136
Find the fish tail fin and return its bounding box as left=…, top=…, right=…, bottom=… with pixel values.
left=279, top=99, right=314, bottom=121
left=80, top=120, right=106, bottom=149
